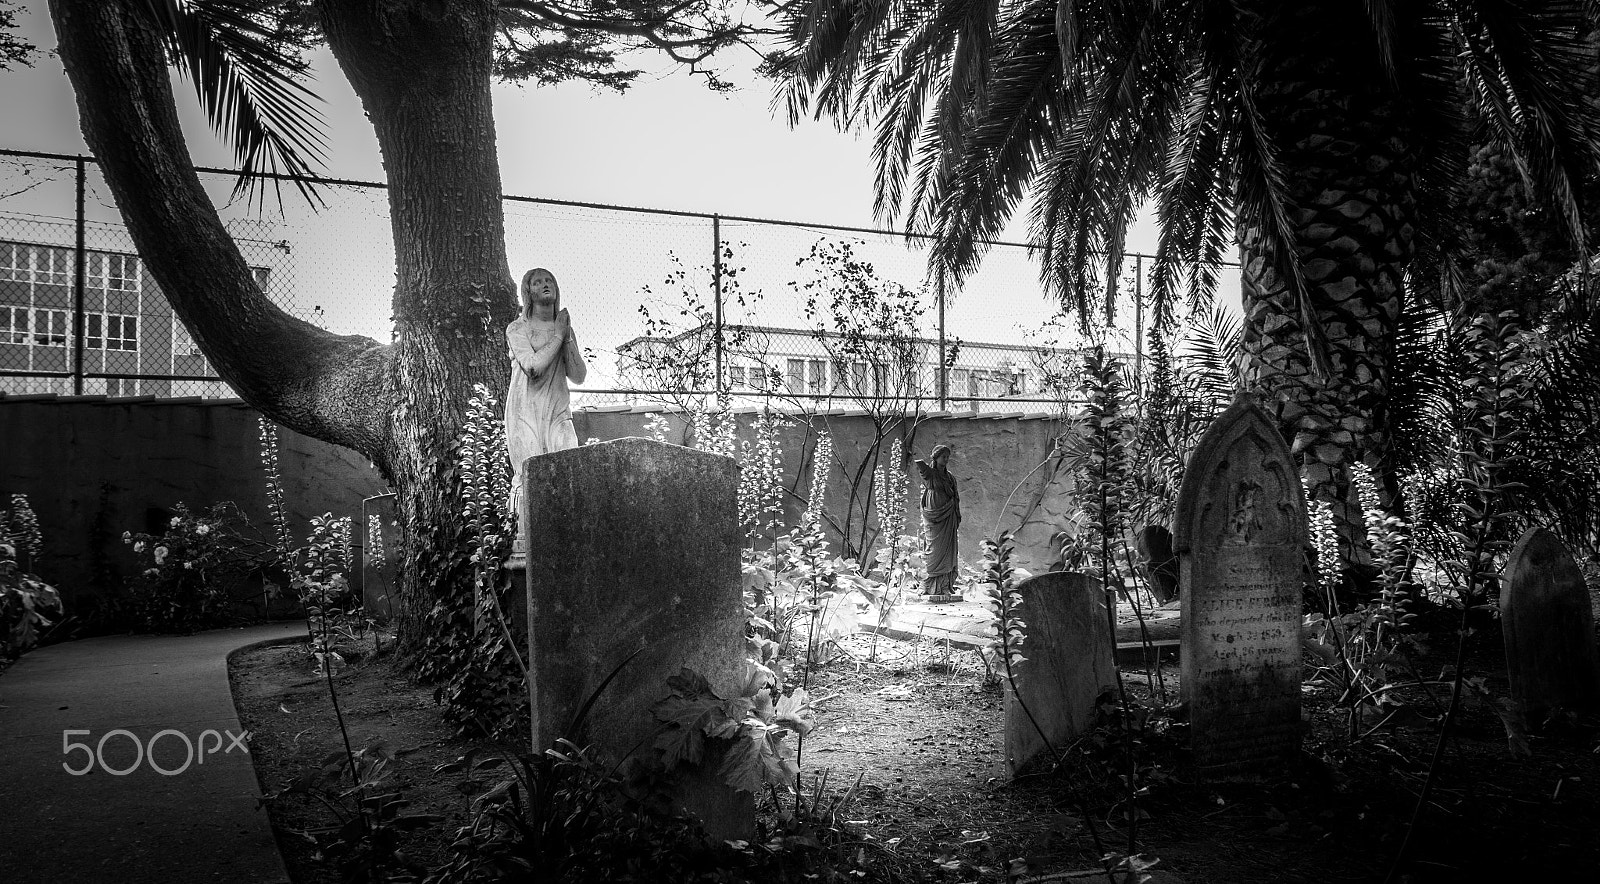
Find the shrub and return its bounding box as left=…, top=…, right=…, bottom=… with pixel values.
left=1, top=494, right=61, bottom=658
left=119, top=502, right=280, bottom=633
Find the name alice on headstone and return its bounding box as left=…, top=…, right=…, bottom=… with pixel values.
left=1174, top=396, right=1308, bottom=781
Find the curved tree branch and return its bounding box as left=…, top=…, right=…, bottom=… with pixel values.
left=49, top=0, right=394, bottom=462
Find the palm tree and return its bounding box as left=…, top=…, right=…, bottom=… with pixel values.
left=771, top=0, right=1600, bottom=576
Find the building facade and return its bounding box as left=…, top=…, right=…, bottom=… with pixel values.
left=0, top=220, right=290, bottom=398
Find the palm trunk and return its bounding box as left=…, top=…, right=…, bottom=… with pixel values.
left=1237, top=5, right=1417, bottom=595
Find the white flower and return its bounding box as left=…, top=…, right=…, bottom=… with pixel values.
left=121, top=531, right=132, bottom=543
left=170, top=516, right=182, bottom=528
left=133, top=541, right=146, bottom=553
left=194, top=524, right=211, bottom=536
left=182, top=562, right=194, bottom=570
left=153, top=546, right=169, bottom=565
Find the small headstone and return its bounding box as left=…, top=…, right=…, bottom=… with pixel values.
left=1003, top=572, right=1116, bottom=776
left=1501, top=528, right=1600, bottom=718
left=521, top=437, right=751, bottom=838
left=1136, top=525, right=1180, bottom=604
left=1174, top=396, right=1307, bottom=781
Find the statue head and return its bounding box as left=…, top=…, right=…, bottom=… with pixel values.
left=930, top=444, right=951, bottom=465
left=519, top=267, right=560, bottom=317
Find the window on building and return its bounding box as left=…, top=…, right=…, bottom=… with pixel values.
left=105, top=253, right=139, bottom=292
left=87, top=313, right=139, bottom=351
left=849, top=361, right=868, bottom=393
left=173, top=321, right=202, bottom=358
left=252, top=266, right=272, bottom=292
left=1, top=244, right=27, bottom=282
left=786, top=358, right=805, bottom=394
left=31, top=309, right=67, bottom=346
left=726, top=365, right=746, bottom=389
left=2, top=305, right=28, bottom=343
left=950, top=368, right=970, bottom=399
left=33, top=247, right=70, bottom=286
left=807, top=359, right=826, bottom=394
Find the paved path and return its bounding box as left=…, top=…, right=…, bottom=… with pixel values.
left=0, top=622, right=306, bottom=884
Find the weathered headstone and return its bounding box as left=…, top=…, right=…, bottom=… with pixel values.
left=1501, top=528, right=1600, bottom=718
left=1003, top=572, right=1117, bottom=775
left=1136, top=525, right=1180, bottom=605
left=1174, top=396, right=1307, bottom=780
left=521, top=437, right=751, bottom=838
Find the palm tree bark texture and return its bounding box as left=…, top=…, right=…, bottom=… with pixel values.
left=48, top=0, right=518, bottom=651
left=1238, top=8, right=1417, bottom=576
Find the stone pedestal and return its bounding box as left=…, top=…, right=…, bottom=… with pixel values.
left=519, top=437, right=752, bottom=839
left=1003, top=572, right=1116, bottom=776
left=1174, top=396, right=1307, bottom=781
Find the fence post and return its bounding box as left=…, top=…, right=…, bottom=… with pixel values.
left=712, top=214, right=724, bottom=399
left=1134, top=252, right=1144, bottom=386
left=936, top=276, right=947, bottom=410
left=72, top=157, right=86, bottom=395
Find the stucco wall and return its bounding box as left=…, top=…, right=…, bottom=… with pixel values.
left=0, top=397, right=389, bottom=622
left=1, top=397, right=1083, bottom=628
left=574, top=407, right=1081, bottom=578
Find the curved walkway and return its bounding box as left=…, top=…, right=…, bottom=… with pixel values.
left=0, top=622, right=306, bottom=884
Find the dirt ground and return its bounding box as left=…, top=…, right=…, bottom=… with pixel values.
left=230, top=628, right=1600, bottom=883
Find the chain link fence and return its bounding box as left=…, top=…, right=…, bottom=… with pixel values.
left=0, top=148, right=1240, bottom=411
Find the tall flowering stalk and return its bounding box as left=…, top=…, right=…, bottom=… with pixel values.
left=258, top=417, right=292, bottom=560
left=4, top=494, right=42, bottom=570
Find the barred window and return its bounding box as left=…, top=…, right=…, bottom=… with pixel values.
left=87, top=313, right=139, bottom=351
left=2, top=305, right=27, bottom=343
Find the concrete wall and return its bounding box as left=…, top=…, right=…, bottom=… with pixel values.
left=0, top=396, right=389, bottom=622
left=574, top=407, right=1081, bottom=578
left=1, top=397, right=1082, bottom=628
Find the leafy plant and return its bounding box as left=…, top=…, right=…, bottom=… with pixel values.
left=120, top=501, right=281, bottom=633
left=652, top=661, right=814, bottom=796
left=420, top=384, right=528, bottom=740
left=1, top=494, right=61, bottom=659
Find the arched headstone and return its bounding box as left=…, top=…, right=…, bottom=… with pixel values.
left=1174, top=396, right=1308, bottom=781
left=1003, top=572, right=1116, bottom=776
left=1501, top=528, right=1600, bottom=718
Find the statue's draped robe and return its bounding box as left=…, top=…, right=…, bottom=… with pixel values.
left=506, top=315, right=580, bottom=515
left=917, top=460, right=961, bottom=594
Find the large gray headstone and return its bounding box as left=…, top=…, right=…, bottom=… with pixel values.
left=1003, top=572, right=1116, bottom=776
left=1174, top=396, right=1307, bottom=781
left=521, top=437, right=750, bottom=836
left=1501, top=528, right=1600, bottom=718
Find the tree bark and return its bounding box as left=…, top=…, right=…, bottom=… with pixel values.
left=1237, top=4, right=1418, bottom=590
left=49, top=0, right=518, bottom=654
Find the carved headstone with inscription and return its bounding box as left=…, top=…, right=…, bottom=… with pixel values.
left=1003, top=572, right=1116, bottom=776
left=1501, top=528, right=1600, bottom=719
left=1174, top=396, right=1308, bottom=781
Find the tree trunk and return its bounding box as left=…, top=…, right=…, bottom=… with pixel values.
left=320, top=0, right=517, bottom=651
left=1237, top=5, right=1418, bottom=594
left=49, top=0, right=517, bottom=656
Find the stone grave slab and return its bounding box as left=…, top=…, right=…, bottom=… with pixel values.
left=1501, top=528, right=1600, bottom=718
left=1174, top=396, right=1307, bottom=781
left=1003, top=572, right=1116, bottom=776
left=520, top=437, right=751, bottom=838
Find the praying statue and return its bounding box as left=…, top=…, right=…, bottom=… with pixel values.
left=505, top=268, right=587, bottom=523
left=916, top=444, right=961, bottom=596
